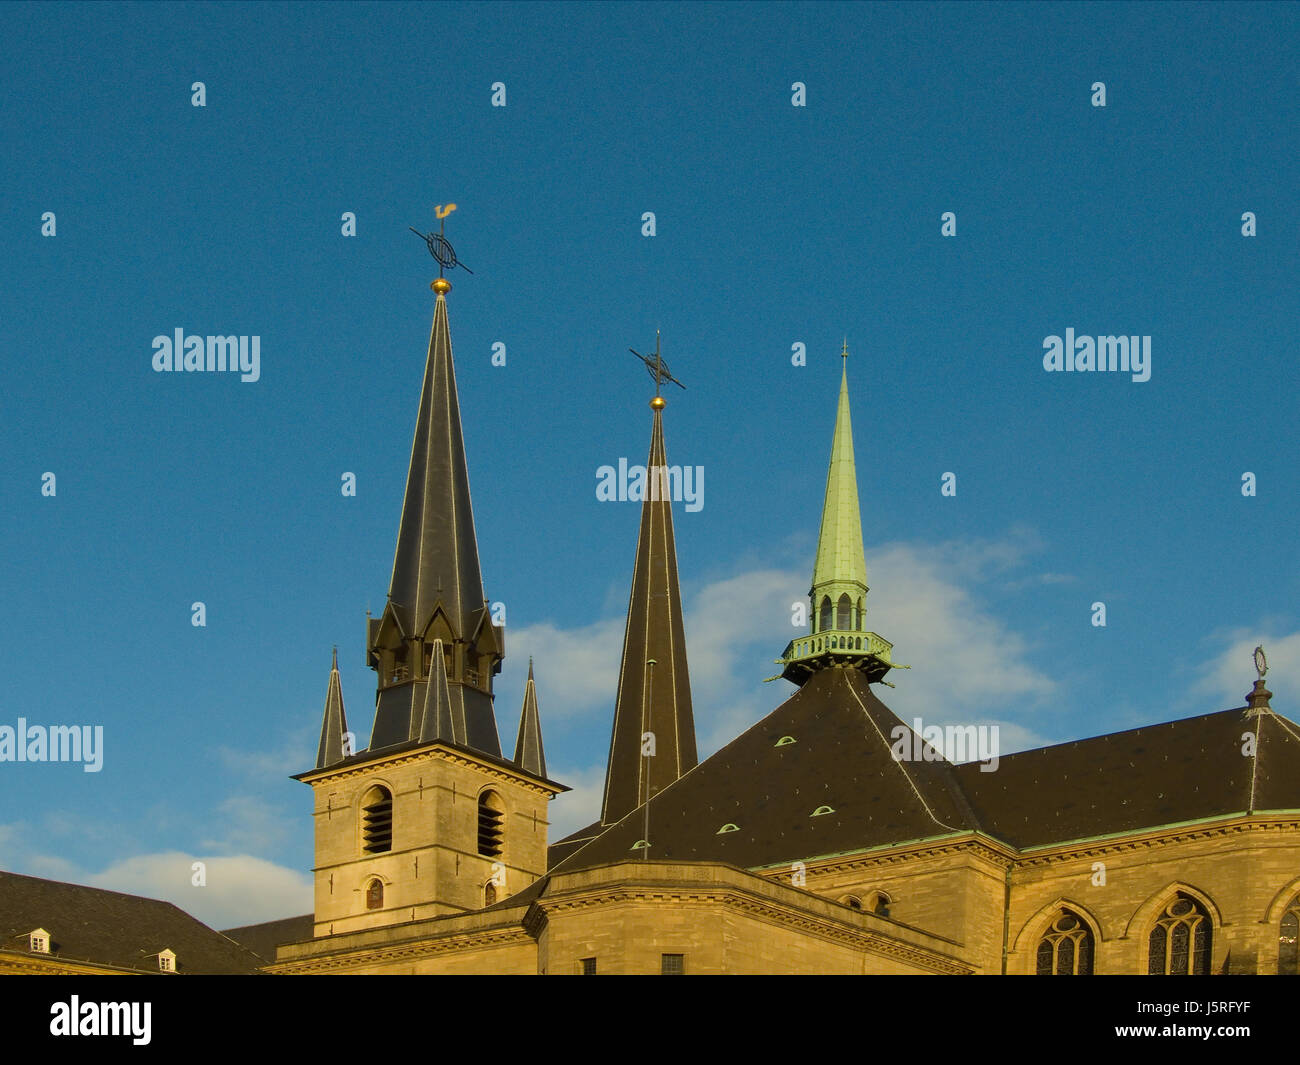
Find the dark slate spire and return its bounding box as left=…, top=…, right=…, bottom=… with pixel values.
left=600, top=397, right=697, bottom=825
left=365, top=279, right=504, bottom=756
left=513, top=658, right=547, bottom=778
left=315, top=647, right=350, bottom=769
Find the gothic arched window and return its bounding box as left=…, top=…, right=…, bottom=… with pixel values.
left=361, top=785, right=393, bottom=854
left=365, top=878, right=383, bottom=910
left=1148, top=894, right=1211, bottom=975
left=818, top=597, right=832, bottom=633
left=1280, top=896, right=1299, bottom=975
left=836, top=593, right=852, bottom=630
left=1035, top=910, right=1094, bottom=974
left=477, top=790, right=504, bottom=858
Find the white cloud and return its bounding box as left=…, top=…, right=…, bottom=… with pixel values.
left=500, top=535, right=1060, bottom=761
left=0, top=849, right=312, bottom=930
left=215, top=724, right=316, bottom=781
left=547, top=764, right=607, bottom=841
left=1194, top=628, right=1300, bottom=714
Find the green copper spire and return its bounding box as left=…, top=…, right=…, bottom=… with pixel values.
left=810, top=341, right=869, bottom=606
left=774, top=342, right=900, bottom=688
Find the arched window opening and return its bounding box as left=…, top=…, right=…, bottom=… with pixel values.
left=1035, top=909, right=1093, bottom=974
left=841, top=895, right=863, bottom=912
left=484, top=881, right=498, bottom=907
left=365, top=878, right=384, bottom=910
left=361, top=785, right=393, bottom=854
left=1280, top=896, right=1299, bottom=975
left=478, top=790, right=505, bottom=858
left=1148, top=894, right=1211, bottom=975
left=837, top=593, right=852, bottom=630
left=868, top=891, right=892, bottom=918
left=818, top=597, right=832, bottom=633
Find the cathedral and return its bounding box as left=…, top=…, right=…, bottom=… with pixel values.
left=6, top=252, right=1298, bottom=977
left=212, top=257, right=1300, bottom=976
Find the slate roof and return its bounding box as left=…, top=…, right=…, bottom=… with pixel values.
left=553, top=666, right=980, bottom=873
left=221, top=913, right=315, bottom=964
left=955, top=699, right=1300, bottom=848
left=0, top=870, right=263, bottom=974
left=549, top=671, right=1300, bottom=873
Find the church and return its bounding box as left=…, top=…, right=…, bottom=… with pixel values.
left=6, top=248, right=1297, bottom=977
left=208, top=251, right=1299, bottom=976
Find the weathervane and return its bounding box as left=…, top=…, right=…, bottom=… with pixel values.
left=628, top=330, right=686, bottom=407
left=1254, top=645, right=1268, bottom=680
left=409, top=203, right=473, bottom=286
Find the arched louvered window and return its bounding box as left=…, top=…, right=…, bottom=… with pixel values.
left=477, top=790, right=504, bottom=858
left=818, top=597, right=832, bottom=633
left=1148, top=894, right=1211, bottom=975
left=365, top=878, right=383, bottom=910
left=1280, top=896, right=1299, bottom=975
left=836, top=593, right=852, bottom=630
left=361, top=785, right=393, bottom=854
left=1035, top=910, right=1094, bottom=974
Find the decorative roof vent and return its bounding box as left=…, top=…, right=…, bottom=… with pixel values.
left=29, top=928, right=50, bottom=954
left=774, top=736, right=796, bottom=747
left=158, top=948, right=176, bottom=973
left=717, top=823, right=739, bottom=834
left=630, top=839, right=650, bottom=850
left=811, top=805, right=835, bottom=817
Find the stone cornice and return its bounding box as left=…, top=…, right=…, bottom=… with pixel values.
left=267, top=925, right=533, bottom=974
left=298, top=743, right=559, bottom=798
left=768, top=833, right=1017, bottom=882
left=537, top=882, right=970, bottom=973
left=1014, top=814, right=1300, bottom=868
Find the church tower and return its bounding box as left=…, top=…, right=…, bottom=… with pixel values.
left=777, top=342, right=899, bottom=686
left=600, top=349, right=698, bottom=826
left=295, top=256, right=564, bottom=937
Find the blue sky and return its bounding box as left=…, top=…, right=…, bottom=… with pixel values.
left=1, top=1, right=1297, bottom=927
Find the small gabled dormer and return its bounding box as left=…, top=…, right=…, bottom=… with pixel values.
left=28, top=928, right=50, bottom=954
left=158, top=948, right=177, bottom=972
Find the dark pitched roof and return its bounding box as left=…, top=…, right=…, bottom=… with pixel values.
left=601, top=403, right=698, bottom=825
left=547, top=820, right=605, bottom=869
left=955, top=703, right=1300, bottom=848
left=0, top=870, right=263, bottom=974
left=559, top=666, right=980, bottom=873
left=220, top=913, right=315, bottom=964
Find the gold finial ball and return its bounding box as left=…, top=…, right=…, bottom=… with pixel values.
left=650, top=395, right=666, bottom=410
left=431, top=277, right=452, bottom=295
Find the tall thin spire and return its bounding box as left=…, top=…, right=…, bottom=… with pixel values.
left=811, top=342, right=868, bottom=601
left=776, top=342, right=898, bottom=687
left=365, top=277, right=503, bottom=755
left=601, top=393, right=697, bottom=825
left=513, top=658, right=547, bottom=778
left=315, top=647, right=350, bottom=769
